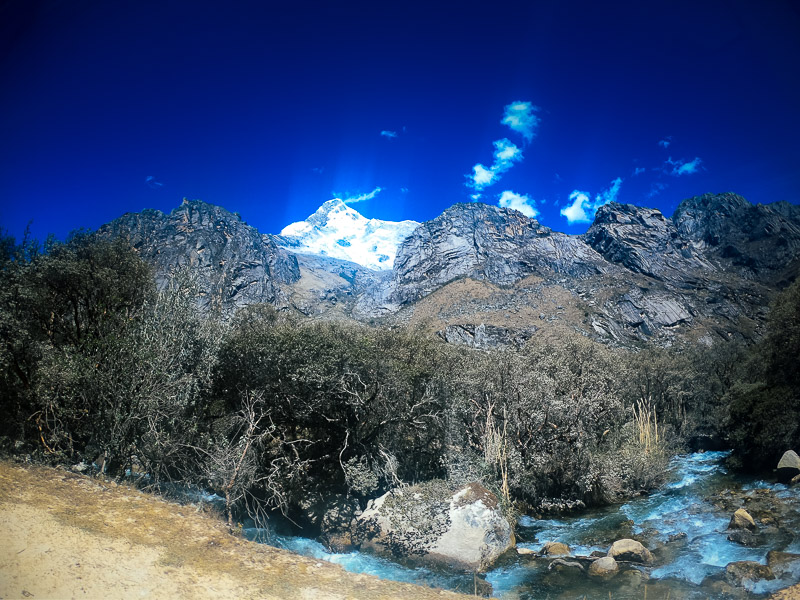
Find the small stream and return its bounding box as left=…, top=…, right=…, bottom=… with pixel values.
left=242, top=451, right=800, bottom=598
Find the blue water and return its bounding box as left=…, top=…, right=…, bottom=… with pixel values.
left=246, top=451, right=800, bottom=598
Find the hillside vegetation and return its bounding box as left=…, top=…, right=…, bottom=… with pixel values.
left=1, top=229, right=798, bottom=534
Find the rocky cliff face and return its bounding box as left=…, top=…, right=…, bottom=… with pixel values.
left=389, top=203, right=605, bottom=305
left=672, top=193, right=800, bottom=282
left=357, top=194, right=800, bottom=346
left=583, top=202, right=715, bottom=281
left=100, top=193, right=800, bottom=348
left=98, top=199, right=300, bottom=312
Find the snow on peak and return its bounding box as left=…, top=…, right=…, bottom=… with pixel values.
left=278, top=198, right=419, bottom=270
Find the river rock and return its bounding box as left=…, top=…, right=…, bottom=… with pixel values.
left=548, top=558, right=585, bottom=573
left=767, top=551, right=800, bottom=580
left=541, top=541, right=571, bottom=556
left=725, top=561, right=774, bottom=587
left=608, top=539, right=654, bottom=564
left=353, top=481, right=514, bottom=571
left=729, top=508, right=757, bottom=531
left=588, top=556, right=619, bottom=578
left=727, top=529, right=762, bottom=547
left=777, top=451, right=800, bottom=483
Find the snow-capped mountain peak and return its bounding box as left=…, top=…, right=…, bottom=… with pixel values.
left=277, top=199, right=419, bottom=270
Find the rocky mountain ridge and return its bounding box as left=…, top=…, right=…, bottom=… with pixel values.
left=101, top=193, right=800, bottom=348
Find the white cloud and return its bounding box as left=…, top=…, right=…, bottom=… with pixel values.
left=380, top=130, right=398, bottom=139
left=658, top=137, right=672, bottom=149
left=470, top=164, right=498, bottom=188
left=493, top=138, right=522, bottom=162
left=560, top=177, right=623, bottom=224
left=341, top=186, right=382, bottom=204
left=470, top=193, right=482, bottom=201
left=596, top=177, right=622, bottom=206
left=665, top=156, right=703, bottom=176
left=467, top=138, right=523, bottom=190
left=633, top=167, right=646, bottom=176
left=561, top=191, right=592, bottom=224
left=498, top=190, right=538, bottom=218
left=501, top=101, right=540, bottom=142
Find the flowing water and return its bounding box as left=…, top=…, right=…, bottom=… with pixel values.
left=242, top=451, right=800, bottom=598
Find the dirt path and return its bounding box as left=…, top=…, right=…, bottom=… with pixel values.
left=0, top=461, right=475, bottom=600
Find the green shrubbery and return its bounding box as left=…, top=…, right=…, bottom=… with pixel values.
left=724, top=279, right=800, bottom=471
left=2, top=229, right=797, bottom=530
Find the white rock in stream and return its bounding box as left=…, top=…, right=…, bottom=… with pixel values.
left=608, top=539, right=654, bottom=564
left=354, top=481, right=514, bottom=571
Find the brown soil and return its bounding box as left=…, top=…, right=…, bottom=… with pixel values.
left=0, top=461, right=477, bottom=600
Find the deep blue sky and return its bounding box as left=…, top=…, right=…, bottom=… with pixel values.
left=2, top=0, right=799, bottom=242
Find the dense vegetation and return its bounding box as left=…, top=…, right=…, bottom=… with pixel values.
left=1, top=230, right=797, bottom=533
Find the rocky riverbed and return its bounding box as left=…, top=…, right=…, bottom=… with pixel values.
left=250, top=451, right=800, bottom=599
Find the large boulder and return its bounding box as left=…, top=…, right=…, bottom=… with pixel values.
left=608, top=539, right=654, bottom=564
left=777, top=450, right=800, bottom=483
left=353, top=481, right=514, bottom=571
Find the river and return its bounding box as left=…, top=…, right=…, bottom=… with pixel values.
left=241, top=451, right=800, bottom=598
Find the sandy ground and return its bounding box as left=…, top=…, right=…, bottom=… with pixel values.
left=773, top=585, right=800, bottom=600
left=0, top=461, right=476, bottom=600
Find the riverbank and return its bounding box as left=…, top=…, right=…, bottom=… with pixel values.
left=0, top=461, right=475, bottom=600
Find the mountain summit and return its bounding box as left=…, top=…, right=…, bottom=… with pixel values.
left=275, top=199, right=419, bottom=270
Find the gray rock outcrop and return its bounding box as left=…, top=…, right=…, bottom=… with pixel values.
left=584, top=202, right=714, bottom=281
left=438, top=323, right=537, bottom=349
left=98, top=199, right=299, bottom=312
left=389, top=203, right=606, bottom=307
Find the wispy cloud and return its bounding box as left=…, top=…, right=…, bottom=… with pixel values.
left=501, top=101, right=540, bottom=142
left=400, top=187, right=409, bottom=193
left=312, top=166, right=324, bottom=174
left=340, top=186, right=382, bottom=204
left=145, top=175, right=163, bottom=189
left=658, top=136, right=672, bottom=149
left=665, top=156, right=703, bottom=176
left=647, top=181, right=669, bottom=198
left=498, top=190, right=538, bottom=218
left=596, top=177, right=623, bottom=206
left=560, top=177, right=623, bottom=224
left=633, top=167, right=646, bottom=176
left=467, top=138, right=523, bottom=190
left=380, top=130, right=398, bottom=139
